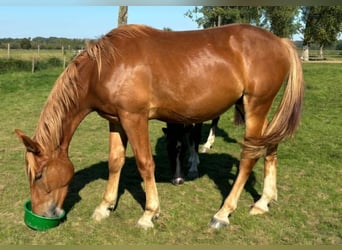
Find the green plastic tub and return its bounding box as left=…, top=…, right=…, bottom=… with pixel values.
left=24, top=200, right=65, bottom=231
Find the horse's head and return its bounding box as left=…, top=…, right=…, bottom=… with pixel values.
left=15, top=129, right=74, bottom=217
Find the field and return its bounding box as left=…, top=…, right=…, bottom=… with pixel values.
left=0, top=48, right=76, bottom=61
left=0, top=63, right=341, bottom=245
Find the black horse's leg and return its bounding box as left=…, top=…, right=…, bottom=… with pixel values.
left=166, top=123, right=186, bottom=185
left=186, top=123, right=202, bottom=180
left=201, top=117, right=220, bottom=153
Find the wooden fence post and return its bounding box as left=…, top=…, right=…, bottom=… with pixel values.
left=7, top=43, right=10, bottom=59
left=32, top=57, right=35, bottom=73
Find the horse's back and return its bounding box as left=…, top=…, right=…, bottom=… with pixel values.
left=94, top=24, right=292, bottom=124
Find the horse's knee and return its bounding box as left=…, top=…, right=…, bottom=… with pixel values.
left=109, top=148, right=125, bottom=171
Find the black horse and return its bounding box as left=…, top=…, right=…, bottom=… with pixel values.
left=164, top=97, right=245, bottom=185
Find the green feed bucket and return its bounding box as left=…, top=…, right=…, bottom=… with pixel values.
left=24, top=200, right=65, bottom=231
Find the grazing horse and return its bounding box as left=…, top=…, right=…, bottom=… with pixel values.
left=15, top=23, right=304, bottom=229
left=163, top=122, right=202, bottom=185
left=164, top=98, right=245, bottom=185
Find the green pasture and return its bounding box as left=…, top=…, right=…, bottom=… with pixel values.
left=0, top=63, right=341, bottom=245
left=0, top=48, right=75, bottom=61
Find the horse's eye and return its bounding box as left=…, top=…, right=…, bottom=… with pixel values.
left=35, top=172, right=43, bottom=181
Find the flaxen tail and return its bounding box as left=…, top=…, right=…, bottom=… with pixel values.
left=262, top=39, right=304, bottom=147
left=245, top=39, right=304, bottom=158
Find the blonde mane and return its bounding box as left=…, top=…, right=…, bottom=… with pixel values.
left=34, top=62, right=79, bottom=153
left=86, top=24, right=152, bottom=74
left=33, top=24, right=152, bottom=153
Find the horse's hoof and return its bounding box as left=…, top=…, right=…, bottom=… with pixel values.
left=172, top=177, right=185, bottom=185
left=137, top=218, right=154, bottom=229
left=92, top=207, right=110, bottom=221
left=209, top=217, right=229, bottom=229
left=200, top=146, right=210, bottom=153
left=250, top=204, right=268, bottom=215
left=187, top=171, right=199, bottom=180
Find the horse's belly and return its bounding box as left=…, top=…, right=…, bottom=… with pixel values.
left=149, top=85, right=241, bottom=124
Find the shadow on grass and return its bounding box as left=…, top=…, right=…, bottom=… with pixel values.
left=64, top=122, right=260, bottom=215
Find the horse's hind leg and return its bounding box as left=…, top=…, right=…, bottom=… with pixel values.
left=210, top=95, right=271, bottom=229
left=92, top=122, right=127, bottom=221
left=250, top=144, right=278, bottom=215
left=201, top=117, right=219, bottom=153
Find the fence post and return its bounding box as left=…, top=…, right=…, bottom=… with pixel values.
left=32, top=57, right=35, bottom=73
left=7, top=43, right=10, bottom=59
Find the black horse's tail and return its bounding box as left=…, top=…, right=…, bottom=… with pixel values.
left=234, top=96, right=245, bottom=126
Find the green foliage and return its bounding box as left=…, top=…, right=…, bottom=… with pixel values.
left=262, top=6, right=300, bottom=38
left=302, top=6, right=342, bottom=46
left=0, top=58, right=32, bottom=73
left=185, top=6, right=262, bottom=28
left=0, top=37, right=87, bottom=50
left=185, top=6, right=299, bottom=38
left=0, top=57, right=66, bottom=73
left=20, top=38, right=32, bottom=49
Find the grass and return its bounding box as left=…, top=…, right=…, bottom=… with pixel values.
left=0, top=49, right=76, bottom=73
left=0, top=63, right=341, bottom=245
left=0, top=49, right=76, bottom=61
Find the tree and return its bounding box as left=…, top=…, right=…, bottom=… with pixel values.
left=262, top=6, right=300, bottom=38
left=20, top=38, right=32, bottom=49
left=118, top=6, right=128, bottom=26
left=185, top=6, right=262, bottom=28
left=302, top=6, right=342, bottom=59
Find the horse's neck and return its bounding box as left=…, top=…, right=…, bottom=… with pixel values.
left=33, top=55, right=95, bottom=154
left=34, top=106, right=90, bottom=155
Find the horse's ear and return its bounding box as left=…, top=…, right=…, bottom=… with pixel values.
left=15, top=129, right=41, bottom=155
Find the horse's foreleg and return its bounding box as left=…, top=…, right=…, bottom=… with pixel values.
left=187, top=123, right=202, bottom=180
left=166, top=123, right=186, bottom=185
left=250, top=145, right=278, bottom=215
left=92, top=122, right=127, bottom=221
left=121, top=114, right=159, bottom=229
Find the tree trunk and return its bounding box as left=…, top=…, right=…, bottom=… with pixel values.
left=118, top=6, right=128, bottom=26
left=319, top=44, right=324, bottom=59
left=302, top=44, right=309, bottom=61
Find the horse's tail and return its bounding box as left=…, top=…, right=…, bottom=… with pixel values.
left=246, top=39, right=304, bottom=157
left=233, top=96, right=245, bottom=125
left=263, top=38, right=304, bottom=146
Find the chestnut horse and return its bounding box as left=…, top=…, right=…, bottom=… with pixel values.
left=15, top=23, right=304, bottom=229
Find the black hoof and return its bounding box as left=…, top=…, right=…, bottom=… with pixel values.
left=209, top=217, right=228, bottom=229
left=187, top=171, right=199, bottom=180
left=172, top=177, right=185, bottom=185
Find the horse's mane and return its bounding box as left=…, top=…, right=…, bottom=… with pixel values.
left=33, top=24, right=152, bottom=153
left=34, top=62, right=79, bottom=153
left=86, top=24, right=153, bottom=74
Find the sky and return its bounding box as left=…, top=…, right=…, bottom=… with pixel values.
left=0, top=6, right=201, bottom=39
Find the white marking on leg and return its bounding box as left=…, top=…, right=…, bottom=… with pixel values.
left=92, top=202, right=111, bottom=221
left=201, top=127, right=216, bottom=153
left=250, top=159, right=277, bottom=215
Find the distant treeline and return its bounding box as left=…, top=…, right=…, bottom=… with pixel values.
left=0, top=37, right=89, bottom=50
left=1, top=36, right=342, bottom=51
